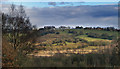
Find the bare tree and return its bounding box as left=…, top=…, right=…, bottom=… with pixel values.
left=3, top=4, right=33, bottom=50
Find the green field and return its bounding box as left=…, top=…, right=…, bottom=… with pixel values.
left=29, top=29, right=118, bottom=57
left=76, top=35, right=111, bottom=42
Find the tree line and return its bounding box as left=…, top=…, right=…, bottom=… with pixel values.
left=39, top=26, right=119, bottom=31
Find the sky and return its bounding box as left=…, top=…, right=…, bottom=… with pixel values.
left=1, top=1, right=119, bottom=28
left=2, top=0, right=120, bottom=2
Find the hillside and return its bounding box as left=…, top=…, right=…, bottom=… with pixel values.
left=28, top=29, right=118, bottom=57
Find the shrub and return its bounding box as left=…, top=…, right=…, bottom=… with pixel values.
left=2, top=38, right=17, bottom=67
left=101, top=33, right=109, bottom=39
left=73, top=41, right=77, bottom=43
left=56, top=32, right=60, bottom=34
left=108, top=35, right=117, bottom=40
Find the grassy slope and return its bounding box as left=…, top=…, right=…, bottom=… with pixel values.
left=32, top=29, right=118, bottom=55
left=76, top=35, right=112, bottom=42
left=25, top=29, right=119, bottom=67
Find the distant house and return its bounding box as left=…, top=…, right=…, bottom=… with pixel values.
left=44, top=26, right=55, bottom=30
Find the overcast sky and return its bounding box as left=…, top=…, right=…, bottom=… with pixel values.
left=1, top=2, right=119, bottom=28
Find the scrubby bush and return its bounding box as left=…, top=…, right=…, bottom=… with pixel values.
left=73, top=41, right=77, bottom=43
left=56, top=32, right=60, bottom=34
left=108, top=35, right=117, bottom=40
left=2, top=37, right=17, bottom=67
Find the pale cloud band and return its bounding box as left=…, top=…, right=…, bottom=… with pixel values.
left=2, top=0, right=120, bottom=2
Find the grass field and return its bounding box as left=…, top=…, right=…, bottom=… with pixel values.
left=29, top=29, right=119, bottom=57
left=76, top=35, right=112, bottom=42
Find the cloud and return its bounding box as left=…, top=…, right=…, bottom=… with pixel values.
left=4, top=0, right=9, bottom=1
left=28, top=5, right=118, bottom=28
left=2, top=4, right=118, bottom=28
left=59, top=2, right=65, bottom=5
left=48, top=2, right=85, bottom=7
left=48, top=2, right=56, bottom=6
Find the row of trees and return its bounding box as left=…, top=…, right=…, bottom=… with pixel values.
left=21, top=53, right=120, bottom=67
left=76, top=26, right=119, bottom=31
left=39, top=26, right=119, bottom=31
